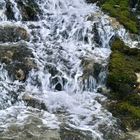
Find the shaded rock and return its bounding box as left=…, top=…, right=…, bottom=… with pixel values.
left=15, top=0, right=41, bottom=21
left=86, top=0, right=105, bottom=5
left=80, top=58, right=105, bottom=91
left=5, top=0, right=15, bottom=20
left=0, top=26, right=29, bottom=43
left=93, top=23, right=102, bottom=47
left=60, top=128, right=92, bottom=140
left=0, top=43, right=36, bottom=81
left=5, top=0, right=41, bottom=21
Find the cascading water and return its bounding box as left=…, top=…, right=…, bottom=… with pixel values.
left=0, top=0, right=139, bottom=139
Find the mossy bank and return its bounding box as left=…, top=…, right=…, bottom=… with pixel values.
left=87, top=0, right=140, bottom=34
left=107, top=37, right=140, bottom=130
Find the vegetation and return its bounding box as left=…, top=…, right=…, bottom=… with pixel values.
left=101, top=0, right=139, bottom=33
left=102, top=0, right=138, bottom=33
left=107, top=37, right=140, bottom=130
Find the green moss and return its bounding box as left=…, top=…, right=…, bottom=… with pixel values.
left=101, top=0, right=138, bottom=33
left=107, top=38, right=140, bottom=98
left=111, top=102, right=140, bottom=129
left=107, top=37, right=140, bottom=130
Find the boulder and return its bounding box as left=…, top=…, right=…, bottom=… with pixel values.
left=0, top=26, right=29, bottom=43
left=0, top=43, right=36, bottom=81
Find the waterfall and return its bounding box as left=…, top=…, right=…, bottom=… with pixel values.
left=0, top=0, right=138, bottom=139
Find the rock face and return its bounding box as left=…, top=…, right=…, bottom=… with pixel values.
left=0, top=26, right=29, bottom=43
left=107, top=37, right=140, bottom=130
left=0, top=43, right=36, bottom=81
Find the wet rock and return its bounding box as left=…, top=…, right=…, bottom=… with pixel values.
left=81, top=58, right=103, bottom=81
left=22, top=93, right=47, bottom=110
left=0, top=26, right=29, bottom=43
left=60, top=128, right=92, bottom=140
left=5, top=0, right=15, bottom=20
left=15, top=0, right=41, bottom=21
left=0, top=43, right=36, bottom=81
left=80, top=58, right=105, bottom=91
left=93, top=23, right=102, bottom=47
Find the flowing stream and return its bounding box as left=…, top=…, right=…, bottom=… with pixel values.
left=0, top=0, right=139, bottom=140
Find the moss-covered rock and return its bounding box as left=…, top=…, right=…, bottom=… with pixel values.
left=110, top=101, right=140, bottom=130
left=107, top=37, right=140, bottom=130
left=107, top=37, right=140, bottom=99
left=0, top=26, right=29, bottom=43
left=86, top=0, right=139, bottom=33
left=101, top=0, right=139, bottom=33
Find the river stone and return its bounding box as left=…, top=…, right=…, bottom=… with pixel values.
left=0, top=43, right=36, bottom=81
left=0, top=26, right=29, bottom=43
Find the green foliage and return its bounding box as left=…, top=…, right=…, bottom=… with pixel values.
left=102, top=0, right=138, bottom=33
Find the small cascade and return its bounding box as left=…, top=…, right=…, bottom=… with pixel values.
left=0, top=0, right=139, bottom=139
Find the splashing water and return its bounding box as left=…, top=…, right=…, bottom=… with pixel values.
left=0, top=0, right=139, bottom=139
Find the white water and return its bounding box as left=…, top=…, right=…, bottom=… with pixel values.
left=0, top=0, right=139, bottom=139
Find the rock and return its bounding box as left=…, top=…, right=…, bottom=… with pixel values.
left=15, top=69, right=25, bottom=81
left=5, top=0, right=41, bottom=21
left=93, top=23, right=102, bottom=47
left=60, top=128, right=92, bottom=140
left=0, top=25, right=30, bottom=43
left=5, top=0, right=15, bottom=20
left=81, top=58, right=103, bottom=81
left=80, top=58, right=105, bottom=91
left=0, top=43, right=36, bottom=81
left=15, top=0, right=41, bottom=21
left=22, top=93, right=47, bottom=110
